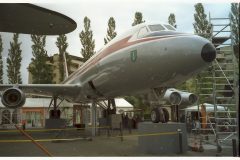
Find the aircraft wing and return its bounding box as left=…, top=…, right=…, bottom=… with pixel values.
left=0, top=84, right=82, bottom=99
left=0, top=4, right=77, bottom=35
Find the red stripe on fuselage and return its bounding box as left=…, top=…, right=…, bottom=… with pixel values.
left=64, top=34, right=187, bottom=83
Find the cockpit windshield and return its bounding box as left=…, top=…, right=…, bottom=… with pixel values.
left=148, top=24, right=165, bottom=32
left=163, top=24, right=176, bottom=31
left=148, top=24, right=176, bottom=31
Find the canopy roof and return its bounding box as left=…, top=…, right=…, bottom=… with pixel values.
left=183, top=103, right=227, bottom=112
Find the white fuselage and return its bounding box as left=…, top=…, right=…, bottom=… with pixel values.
left=63, top=23, right=215, bottom=102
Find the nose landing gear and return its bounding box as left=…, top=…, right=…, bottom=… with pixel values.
left=151, top=107, right=169, bottom=123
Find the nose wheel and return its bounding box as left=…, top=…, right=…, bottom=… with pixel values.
left=151, top=107, right=169, bottom=123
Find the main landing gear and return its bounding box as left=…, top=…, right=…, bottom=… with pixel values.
left=48, top=96, right=64, bottom=119
left=151, top=106, right=169, bottom=123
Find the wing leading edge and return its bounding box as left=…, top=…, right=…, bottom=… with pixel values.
left=0, top=84, right=82, bottom=99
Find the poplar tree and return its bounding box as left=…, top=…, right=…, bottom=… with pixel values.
left=132, top=12, right=145, bottom=26
left=230, top=3, right=239, bottom=86
left=193, top=3, right=212, bottom=39
left=79, top=17, right=95, bottom=62
left=0, top=35, right=3, bottom=84
left=168, top=13, right=177, bottom=28
left=104, top=17, right=117, bottom=45
left=230, top=3, right=239, bottom=46
left=56, top=34, right=71, bottom=82
left=7, top=33, right=22, bottom=84
left=29, top=35, right=53, bottom=84
left=192, top=3, right=214, bottom=102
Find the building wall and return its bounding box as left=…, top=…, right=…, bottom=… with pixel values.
left=60, top=107, right=73, bottom=126
left=28, top=54, right=83, bottom=84
left=0, top=108, right=21, bottom=129
left=0, top=107, right=74, bottom=128
left=21, top=107, right=45, bottom=128
left=0, top=99, right=133, bottom=128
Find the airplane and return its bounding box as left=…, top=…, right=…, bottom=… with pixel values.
left=0, top=4, right=216, bottom=123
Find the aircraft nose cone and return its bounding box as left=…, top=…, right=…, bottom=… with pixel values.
left=201, top=43, right=216, bottom=62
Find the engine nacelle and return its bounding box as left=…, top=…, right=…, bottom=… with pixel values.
left=163, top=88, right=198, bottom=106
left=1, top=87, right=26, bottom=109
left=163, top=88, right=182, bottom=105
left=179, top=91, right=198, bottom=105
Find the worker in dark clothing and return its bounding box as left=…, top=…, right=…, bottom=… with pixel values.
left=22, top=121, right=26, bottom=130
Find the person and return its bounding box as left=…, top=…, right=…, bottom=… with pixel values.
left=22, top=121, right=26, bottom=130
left=186, top=116, right=191, bottom=133
left=124, top=114, right=128, bottom=129
left=191, top=119, right=195, bottom=134
left=195, top=119, right=201, bottom=134
left=132, top=115, right=137, bottom=129
left=180, top=113, right=185, bottom=123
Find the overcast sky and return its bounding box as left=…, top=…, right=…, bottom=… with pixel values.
left=0, top=0, right=234, bottom=84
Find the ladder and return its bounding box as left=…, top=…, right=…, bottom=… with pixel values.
left=197, top=15, right=238, bottom=152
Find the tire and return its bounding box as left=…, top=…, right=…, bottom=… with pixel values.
left=162, top=108, right=169, bottom=123
left=151, top=108, right=160, bottom=123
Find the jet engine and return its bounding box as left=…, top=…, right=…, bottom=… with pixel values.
left=163, top=88, right=198, bottom=105
left=163, top=88, right=182, bottom=105
left=1, top=87, right=26, bottom=108
left=179, top=91, right=198, bottom=105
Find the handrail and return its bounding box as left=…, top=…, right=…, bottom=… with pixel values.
left=214, top=59, right=234, bottom=91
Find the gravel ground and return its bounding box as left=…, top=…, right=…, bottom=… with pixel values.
left=0, top=128, right=235, bottom=157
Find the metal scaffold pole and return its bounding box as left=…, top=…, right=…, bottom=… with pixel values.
left=196, top=13, right=238, bottom=154
left=91, top=101, right=97, bottom=136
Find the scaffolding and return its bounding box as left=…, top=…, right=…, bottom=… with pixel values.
left=196, top=14, right=238, bottom=153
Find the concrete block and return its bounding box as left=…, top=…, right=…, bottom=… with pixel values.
left=45, top=118, right=67, bottom=129
left=138, top=122, right=188, bottom=154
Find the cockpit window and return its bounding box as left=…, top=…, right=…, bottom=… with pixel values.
left=163, top=24, right=176, bottom=31
left=148, top=24, right=165, bottom=32
left=137, top=27, right=149, bottom=38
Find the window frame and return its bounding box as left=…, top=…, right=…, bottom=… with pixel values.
left=137, top=26, right=149, bottom=39
left=2, top=110, right=11, bottom=124
left=148, top=24, right=166, bottom=32
left=163, top=24, right=176, bottom=31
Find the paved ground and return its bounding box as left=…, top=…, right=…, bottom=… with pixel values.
left=0, top=128, right=236, bottom=157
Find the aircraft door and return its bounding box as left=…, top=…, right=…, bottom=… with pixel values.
left=84, top=61, right=103, bottom=98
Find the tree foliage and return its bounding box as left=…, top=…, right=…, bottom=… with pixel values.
left=230, top=3, right=239, bottom=45
left=0, top=35, right=3, bottom=84
left=29, top=35, right=53, bottom=84
left=79, top=17, right=95, bottom=62
left=124, top=95, right=151, bottom=113
left=7, top=33, right=22, bottom=84
left=56, top=34, right=71, bottom=82
left=104, top=17, right=117, bottom=45
left=132, top=12, right=145, bottom=26
left=181, top=3, right=213, bottom=99
left=193, top=3, right=212, bottom=39
left=230, top=3, right=240, bottom=61
left=168, top=13, right=177, bottom=28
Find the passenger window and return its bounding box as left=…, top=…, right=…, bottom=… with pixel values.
left=137, top=27, right=149, bottom=38
left=148, top=25, right=165, bottom=32
left=164, top=24, right=176, bottom=31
